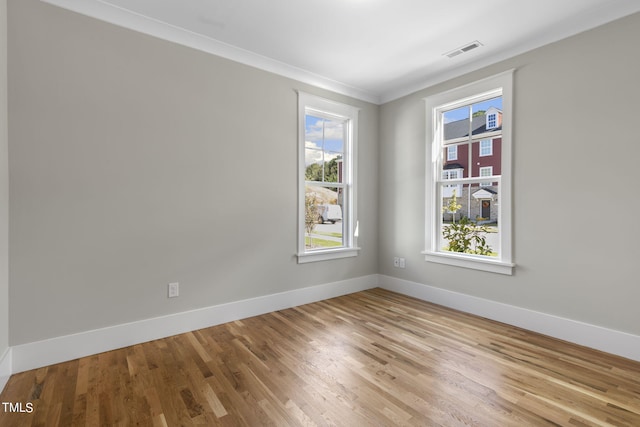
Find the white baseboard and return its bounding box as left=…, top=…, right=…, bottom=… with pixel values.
left=379, top=275, right=640, bottom=362
left=11, top=275, right=379, bottom=374
left=0, top=347, right=10, bottom=394
left=7, top=273, right=638, bottom=378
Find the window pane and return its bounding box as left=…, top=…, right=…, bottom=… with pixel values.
left=305, top=114, right=345, bottom=184
left=479, top=166, right=493, bottom=187
left=441, top=168, right=463, bottom=197
left=439, top=181, right=500, bottom=257
left=443, top=142, right=468, bottom=178
left=479, top=139, right=492, bottom=156
left=446, top=145, right=457, bottom=161
left=322, top=154, right=343, bottom=183
left=304, top=146, right=324, bottom=182
left=471, top=138, right=501, bottom=178
left=304, top=184, right=344, bottom=250
left=470, top=96, right=502, bottom=136
left=443, top=106, right=470, bottom=142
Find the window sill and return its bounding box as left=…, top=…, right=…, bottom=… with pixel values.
left=297, top=247, right=360, bottom=264
left=422, top=250, right=514, bottom=275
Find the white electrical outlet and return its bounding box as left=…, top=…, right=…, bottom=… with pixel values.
left=399, top=258, right=406, bottom=268
left=168, top=282, right=179, bottom=298
left=393, top=257, right=400, bottom=267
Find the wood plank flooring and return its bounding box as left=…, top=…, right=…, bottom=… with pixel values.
left=1, top=288, right=639, bottom=426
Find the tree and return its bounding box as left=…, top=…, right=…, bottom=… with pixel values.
left=305, top=156, right=342, bottom=183
left=304, top=193, right=319, bottom=247
left=443, top=189, right=462, bottom=223
left=323, top=157, right=341, bottom=182
left=441, top=189, right=493, bottom=255
left=442, top=217, right=493, bottom=255
left=305, top=163, right=322, bottom=181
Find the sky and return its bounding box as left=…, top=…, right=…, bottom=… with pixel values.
left=443, top=96, right=502, bottom=123
left=305, top=115, right=345, bottom=166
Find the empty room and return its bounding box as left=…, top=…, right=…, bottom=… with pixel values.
left=1, top=0, right=640, bottom=425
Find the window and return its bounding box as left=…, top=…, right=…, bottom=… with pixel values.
left=442, top=168, right=463, bottom=197
left=447, top=145, right=458, bottom=160
left=297, top=92, right=359, bottom=263
left=423, top=71, right=514, bottom=275
left=487, top=113, right=497, bottom=129
left=479, top=166, right=493, bottom=187
left=479, top=139, right=493, bottom=156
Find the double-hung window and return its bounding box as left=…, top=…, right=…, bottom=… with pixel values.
left=423, top=71, right=514, bottom=274
left=447, top=145, right=458, bottom=161
left=297, top=92, right=359, bottom=263
left=479, top=139, right=493, bottom=156
left=487, top=113, right=497, bottom=129
left=479, top=166, right=493, bottom=187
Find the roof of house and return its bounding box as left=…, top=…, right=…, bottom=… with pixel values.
left=444, top=113, right=501, bottom=141
left=443, top=163, right=464, bottom=170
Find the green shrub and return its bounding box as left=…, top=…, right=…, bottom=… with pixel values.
left=442, top=216, right=493, bottom=256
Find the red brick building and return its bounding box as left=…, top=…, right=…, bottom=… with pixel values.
left=442, top=107, right=502, bottom=222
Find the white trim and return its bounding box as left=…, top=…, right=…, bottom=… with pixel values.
left=40, top=0, right=640, bottom=105
left=297, top=247, right=360, bottom=264
left=422, top=250, right=514, bottom=275
left=5, top=274, right=640, bottom=378
left=0, top=347, right=11, bottom=394
left=425, top=70, right=514, bottom=273
left=297, top=92, right=359, bottom=263
left=40, top=0, right=379, bottom=104
left=379, top=275, right=640, bottom=362
left=378, top=3, right=640, bottom=103
left=10, top=275, right=379, bottom=374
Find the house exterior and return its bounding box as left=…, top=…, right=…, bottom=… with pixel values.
left=442, top=107, right=502, bottom=222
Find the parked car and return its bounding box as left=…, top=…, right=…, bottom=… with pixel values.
left=317, top=204, right=342, bottom=224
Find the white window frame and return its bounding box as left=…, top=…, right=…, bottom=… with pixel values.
left=447, top=145, right=458, bottom=161
left=423, top=71, right=514, bottom=275
left=479, top=166, right=493, bottom=187
left=297, top=92, right=359, bottom=263
left=479, top=139, right=493, bottom=157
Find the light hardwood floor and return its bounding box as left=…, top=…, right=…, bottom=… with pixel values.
left=1, top=288, right=639, bottom=426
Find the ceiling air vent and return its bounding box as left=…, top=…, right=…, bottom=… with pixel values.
left=444, top=41, right=483, bottom=58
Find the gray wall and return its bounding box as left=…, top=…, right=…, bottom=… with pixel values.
left=6, top=0, right=639, bottom=350
left=379, top=12, right=640, bottom=335
left=0, top=0, right=8, bottom=358
left=8, top=0, right=379, bottom=345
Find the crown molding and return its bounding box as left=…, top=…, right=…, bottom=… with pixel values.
left=40, top=0, right=381, bottom=104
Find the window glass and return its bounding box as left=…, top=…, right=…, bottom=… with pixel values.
left=439, top=180, right=501, bottom=257
left=443, top=106, right=470, bottom=143
left=479, top=166, right=493, bottom=187
left=447, top=145, right=458, bottom=161
left=479, top=139, right=493, bottom=157
left=304, top=115, right=345, bottom=183
left=304, top=184, right=344, bottom=249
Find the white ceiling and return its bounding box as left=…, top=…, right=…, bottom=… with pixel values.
left=43, top=0, right=640, bottom=104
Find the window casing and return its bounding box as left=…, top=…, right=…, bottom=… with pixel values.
left=297, top=92, right=359, bottom=263
left=447, top=145, right=458, bottom=161
left=423, top=71, right=514, bottom=275
left=479, top=139, right=493, bottom=156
